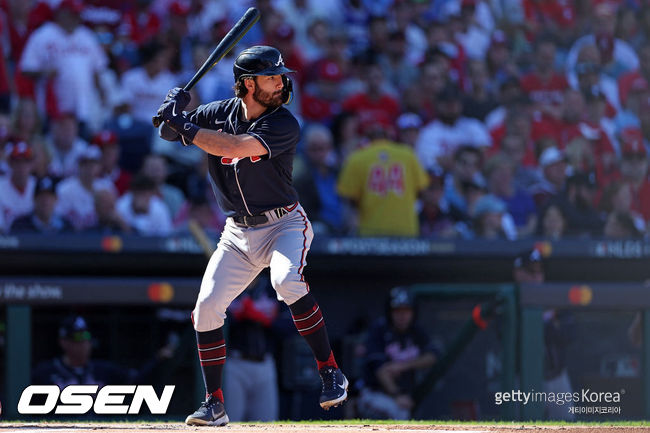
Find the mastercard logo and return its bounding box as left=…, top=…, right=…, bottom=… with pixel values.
left=148, top=282, right=174, bottom=303
left=101, top=236, right=123, bottom=252
left=568, top=285, right=593, bottom=306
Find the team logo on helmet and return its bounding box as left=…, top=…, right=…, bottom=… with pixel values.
left=275, top=54, right=284, bottom=67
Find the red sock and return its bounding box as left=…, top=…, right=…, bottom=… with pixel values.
left=210, top=388, right=224, bottom=403
left=316, top=351, right=338, bottom=370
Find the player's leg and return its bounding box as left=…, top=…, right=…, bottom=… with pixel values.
left=187, top=224, right=262, bottom=426
left=263, top=205, right=348, bottom=409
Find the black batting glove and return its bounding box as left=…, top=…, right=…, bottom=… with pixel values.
left=164, top=87, right=191, bottom=112
left=157, top=100, right=200, bottom=145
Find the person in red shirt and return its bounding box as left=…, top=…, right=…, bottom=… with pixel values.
left=301, top=60, right=343, bottom=125
left=520, top=37, right=569, bottom=110
left=123, top=0, right=161, bottom=47
left=618, top=133, right=650, bottom=222
left=92, top=130, right=131, bottom=196
left=523, top=0, right=577, bottom=44
left=342, top=62, right=400, bottom=131
left=618, top=43, right=650, bottom=109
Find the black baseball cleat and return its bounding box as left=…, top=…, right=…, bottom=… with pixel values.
left=319, top=367, right=349, bottom=410
left=185, top=394, right=229, bottom=426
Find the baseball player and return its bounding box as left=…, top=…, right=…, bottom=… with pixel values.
left=156, top=45, right=348, bottom=426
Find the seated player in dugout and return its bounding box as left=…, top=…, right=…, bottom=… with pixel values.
left=31, top=316, right=176, bottom=388
left=155, top=45, right=348, bottom=426
left=356, top=287, right=437, bottom=420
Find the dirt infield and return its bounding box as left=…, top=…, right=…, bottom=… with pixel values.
left=1, top=424, right=650, bottom=433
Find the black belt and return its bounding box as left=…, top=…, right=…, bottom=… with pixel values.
left=232, top=214, right=268, bottom=227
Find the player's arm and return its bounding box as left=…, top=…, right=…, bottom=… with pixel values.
left=192, top=129, right=268, bottom=158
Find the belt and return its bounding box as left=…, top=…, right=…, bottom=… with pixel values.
left=232, top=214, right=268, bottom=227
left=232, top=203, right=296, bottom=227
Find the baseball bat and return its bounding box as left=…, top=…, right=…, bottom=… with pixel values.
left=152, top=7, right=261, bottom=127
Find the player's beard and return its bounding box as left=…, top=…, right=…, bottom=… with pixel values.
left=253, top=85, right=283, bottom=109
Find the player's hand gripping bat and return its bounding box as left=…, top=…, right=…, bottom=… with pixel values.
left=151, top=7, right=260, bottom=127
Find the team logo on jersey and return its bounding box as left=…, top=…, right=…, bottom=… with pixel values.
left=221, top=156, right=262, bottom=165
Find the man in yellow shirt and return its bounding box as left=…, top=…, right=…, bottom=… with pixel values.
left=337, top=137, right=429, bottom=237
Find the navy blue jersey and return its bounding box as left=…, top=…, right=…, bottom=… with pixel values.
left=187, top=98, right=300, bottom=217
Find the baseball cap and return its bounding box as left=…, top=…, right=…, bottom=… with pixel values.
left=5, top=141, right=33, bottom=161
left=539, top=146, right=565, bottom=167
left=474, top=194, right=507, bottom=217
left=388, top=286, right=414, bottom=309
left=91, top=130, right=119, bottom=148
left=35, top=176, right=57, bottom=196
left=79, top=145, right=102, bottom=162
left=620, top=128, right=647, bottom=157
left=396, top=113, right=422, bottom=130
left=514, top=248, right=543, bottom=269
left=59, top=316, right=91, bottom=341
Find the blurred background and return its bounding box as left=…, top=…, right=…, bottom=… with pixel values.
left=0, top=0, right=650, bottom=423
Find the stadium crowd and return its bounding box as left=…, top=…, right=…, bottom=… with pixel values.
left=0, top=0, right=649, bottom=240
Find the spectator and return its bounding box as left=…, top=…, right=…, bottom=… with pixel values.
left=337, top=135, right=429, bottom=237
left=83, top=188, right=130, bottom=235
left=419, top=170, right=456, bottom=238
left=379, top=30, right=418, bottom=91
left=356, top=287, right=436, bottom=420
left=10, top=98, right=49, bottom=177
left=618, top=42, right=650, bottom=112
left=567, top=1, right=638, bottom=82
left=484, top=154, right=537, bottom=237
left=93, top=130, right=131, bottom=196
left=443, top=146, right=485, bottom=219
left=293, top=124, right=346, bottom=235
left=520, top=37, right=569, bottom=109
left=120, top=40, right=177, bottom=125
left=500, top=133, right=541, bottom=190
left=55, top=146, right=114, bottom=231
left=512, top=249, right=575, bottom=421
left=416, top=85, right=491, bottom=172
left=173, top=194, right=225, bottom=235
left=140, top=154, right=186, bottom=219
left=572, top=44, right=620, bottom=115
left=529, top=146, right=568, bottom=206
left=46, top=112, right=88, bottom=178
left=618, top=134, right=650, bottom=222
left=598, top=181, right=646, bottom=233
left=0, top=141, right=36, bottom=232
left=10, top=176, right=72, bottom=234
left=395, top=113, right=422, bottom=148
left=603, top=211, right=643, bottom=238
left=32, top=315, right=175, bottom=388
left=554, top=172, right=604, bottom=237
left=116, top=174, right=172, bottom=236
left=537, top=203, right=568, bottom=240
left=471, top=194, right=517, bottom=240
left=522, top=0, right=577, bottom=46
left=19, top=0, right=108, bottom=133
left=301, top=60, right=344, bottom=125
left=342, top=62, right=400, bottom=134
left=485, top=30, right=519, bottom=88
left=461, top=59, right=498, bottom=121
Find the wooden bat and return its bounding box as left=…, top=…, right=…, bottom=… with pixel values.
left=152, top=7, right=261, bottom=127
left=188, top=219, right=215, bottom=259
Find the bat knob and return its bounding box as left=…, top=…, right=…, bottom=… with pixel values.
left=152, top=116, right=161, bottom=127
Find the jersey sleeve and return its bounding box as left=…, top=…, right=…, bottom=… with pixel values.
left=186, top=101, right=229, bottom=129
left=19, top=29, right=46, bottom=72
left=247, top=110, right=300, bottom=159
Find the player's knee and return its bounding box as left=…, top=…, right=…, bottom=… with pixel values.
left=270, top=268, right=293, bottom=291
left=193, top=297, right=226, bottom=331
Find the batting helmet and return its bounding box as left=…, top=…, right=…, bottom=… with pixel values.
left=233, top=46, right=295, bottom=104
left=233, top=45, right=295, bottom=80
